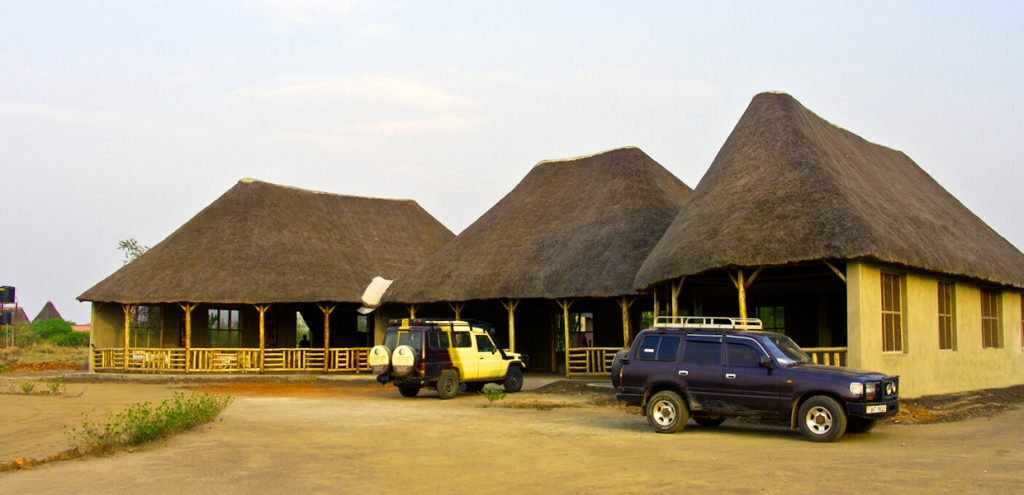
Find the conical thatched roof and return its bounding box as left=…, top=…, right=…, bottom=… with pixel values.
left=79, top=179, right=454, bottom=304
left=34, top=301, right=63, bottom=322
left=636, top=92, right=1024, bottom=289
left=386, top=147, right=693, bottom=303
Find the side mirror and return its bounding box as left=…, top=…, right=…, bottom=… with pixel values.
left=759, top=356, right=774, bottom=369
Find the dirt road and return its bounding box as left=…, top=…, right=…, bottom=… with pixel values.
left=1, top=379, right=1021, bottom=494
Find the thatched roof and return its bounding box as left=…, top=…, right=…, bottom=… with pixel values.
left=79, top=179, right=454, bottom=304
left=636, top=92, right=1024, bottom=289
left=386, top=147, right=692, bottom=303
left=34, top=301, right=63, bottom=322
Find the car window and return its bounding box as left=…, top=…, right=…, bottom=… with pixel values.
left=726, top=339, right=764, bottom=367
left=636, top=335, right=681, bottom=362
left=428, top=329, right=450, bottom=349
left=452, top=332, right=472, bottom=348
left=475, top=334, right=495, bottom=353
left=682, top=339, right=721, bottom=366
left=397, top=332, right=421, bottom=352
left=384, top=333, right=397, bottom=350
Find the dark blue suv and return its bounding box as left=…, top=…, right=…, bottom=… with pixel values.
left=612, top=317, right=899, bottom=442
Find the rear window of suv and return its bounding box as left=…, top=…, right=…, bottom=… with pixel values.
left=682, top=338, right=721, bottom=366
left=636, top=335, right=680, bottom=362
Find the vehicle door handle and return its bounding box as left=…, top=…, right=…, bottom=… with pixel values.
left=725, top=373, right=736, bottom=379
left=678, top=370, right=688, bottom=376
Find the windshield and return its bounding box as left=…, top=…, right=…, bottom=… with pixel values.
left=762, top=334, right=811, bottom=365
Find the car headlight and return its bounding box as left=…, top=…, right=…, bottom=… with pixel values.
left=849, top=382, right=864, bottom=397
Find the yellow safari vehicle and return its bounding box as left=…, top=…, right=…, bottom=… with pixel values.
left=369, top=319, right=528, bottom=399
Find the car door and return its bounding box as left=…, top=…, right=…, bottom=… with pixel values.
left=628, top=333, right=682, bottom=394
left=474, top=333, right=506, bottom=379
left=449, top=330, right=479, bottom=380
left=676, top=335, right=724, bottom=412
left=720, top=336, right=782, bottom=416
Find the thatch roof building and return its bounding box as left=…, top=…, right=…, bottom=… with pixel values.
left=636, top=92, right=1024, bottom=289
left=34, top=301, right=64, bottom=322
left=80, top=179, right=454, bottom=305
left=387, top=147, right=693, bottom=303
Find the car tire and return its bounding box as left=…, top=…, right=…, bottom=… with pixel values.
left=463, top=382, right=485, bottom=392
left=694, top=416, right=726, bottom=427
left=645, top=391, right=689, bottom=434
left=610, top=350, right=628, bottom=388
left=436, top=370, right=459, bottom=400
left=503, top=366, right=524, bottom=393
left=798, top=396, right=847, bottom=442
left=846, top=417, right=877, bottom=434
left=398, top=385, right=419, bottom=398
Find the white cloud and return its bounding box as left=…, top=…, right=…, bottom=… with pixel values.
left=243, top=0, right=386, bottom=26
left=233, top=75, right=479, bottom=112
left=336, top=114, right=484, bottom=136
left=359, top=22, right=399, bottom=37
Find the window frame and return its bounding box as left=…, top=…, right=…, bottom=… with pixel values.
left=937, top=281, right=956, bottom=350
left=208, top=308, right=241, bottom=348
left=880, top=272, right=905, bottom=353
left=635, top=334, right=681, bottom=362
left=681, top=336, right=723, bottom=366
left=981, top=289, right=1002, bottom=349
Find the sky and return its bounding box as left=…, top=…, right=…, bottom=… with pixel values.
left=1, top=1, right=1022, bottom=324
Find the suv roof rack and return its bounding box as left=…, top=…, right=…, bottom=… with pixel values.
left=387, top=318, right=495, bottom=330
left=653, top=316, right=763, bottom=330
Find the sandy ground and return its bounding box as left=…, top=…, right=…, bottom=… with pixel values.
left=1, top=377, right=1022, bottom=494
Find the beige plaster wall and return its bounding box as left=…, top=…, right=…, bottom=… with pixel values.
left=89, top=303, right=123, bottom=349
left=848, top=261, right=1024, bottom=398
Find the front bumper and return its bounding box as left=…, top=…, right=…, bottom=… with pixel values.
left=847, top=399, right=899, bottom=418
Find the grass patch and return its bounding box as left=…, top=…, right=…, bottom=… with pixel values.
left=67, top=392, right=233, bottom=455
left=481, top=385, right=506, bottom=402
left=0, top=344, right=88, bottom=371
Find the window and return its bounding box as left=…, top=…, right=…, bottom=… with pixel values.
left=682, top=339, right=722, bottom=366
left=938, top=282, right=956, bottom=350
left=981, top=289, right=1001, bottom=348
left=208, top=308, right=240, bottom=348
left=476, top=334, right=495, bottom=353
left=452, top=332, right=472, bottom=348
left=755, top=306, right=785, bottom=333
left=726, top=338, right=765, bottom=367
left=429, top=329, right=450, bottom=349
left=131, top=306, right=162, bottom=347
left=636, top=335, right=680, bottom=362
left=881, top=272, right=904, bottom=352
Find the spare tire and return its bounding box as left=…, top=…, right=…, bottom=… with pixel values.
left=368, top=345, right=391, bottom=375
left=610, top=350, right=628, bottom=388
left=391, top=344, right=418, bottom=376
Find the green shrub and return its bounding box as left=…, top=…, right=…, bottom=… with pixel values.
left=481, top=385, right=506, bottom=402
left=68, top=392, right=233, bottom=453
left=46, top=378, right=65, bottom=395
left=18, top=381, right=35, bottom=394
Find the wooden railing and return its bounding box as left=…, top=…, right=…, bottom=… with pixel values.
left=803, top=347, right=848, bottom=367
left=567, top=347, right=622, bottom=376
left=92, top=347, right=371, bottom=373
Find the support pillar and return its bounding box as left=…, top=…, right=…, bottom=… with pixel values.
left=255, top=304, right=270, bottom=373
left=178, top=303, right=196, bottom=373
left=653, top=287, right=660, bottom=324
left=448, top=302, right=466, bottom=321
left=557, top=299, right=573, bottom=377
left=728, top=267, right=763, bottom=320
left=317, top=303, right=336, bottom=372
left=670, top=277, right=684, bottom=317
left=121, top=304, right=136, bottom=371
left=500, top=299, right=520, bottom=352
left=619, top=296, right=635, bottom=347
left=407, top=304, right=418, bottom=319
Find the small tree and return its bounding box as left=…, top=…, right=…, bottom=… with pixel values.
left=117, top=238, right=149, bottom=264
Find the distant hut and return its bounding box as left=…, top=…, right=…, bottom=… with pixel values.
left=79, top=179, right=453, bottom=374
left=34, top=301, right=64, bottom=322
left=635, top=92, right=1024, bottom=397
left=386, top=147, right=692, bottom=375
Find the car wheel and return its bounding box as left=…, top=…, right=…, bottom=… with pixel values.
left=846, top=417, right=877, bottom=434
left=462, top=382, right=485, bottom=392
left=645, top=391, right=689, bottom=434
left=798, top=396, right=847, bottom=442
left=436, top=370, right=459, bottom=400
left=397, top=385, right=419, bottom=398
left=609, top=350, right=628, bottom=388
left=503, top=366, right=524, bottom=393
left=694, top=416, right=726, bottom=427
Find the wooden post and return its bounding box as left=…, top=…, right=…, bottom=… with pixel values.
left=317, top=304, right=336, bottom=372
left=619, top=296, right=635, bottom=347
left=728, top=267, right=763, bottom=320
left=178, top=303, right=196, bottom=373
left=653, top=287, right=660, bottom=324
left=670, top=277, right=685, bottom=317
left=823, top=260, right=847, bottom=283
left=500, top=299, right=520, bottom=352
left=448, top=301, right=466, bottom=320
left=122, top=304, right=135, bottom=371
left=255, top=304, right=270, bottom=373
left=557, top=299, right=573, bottom=377
left=407, top=304, right=418, bottom=319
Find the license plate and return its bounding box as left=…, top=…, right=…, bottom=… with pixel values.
left=866, top=405, right=887, bottom=414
